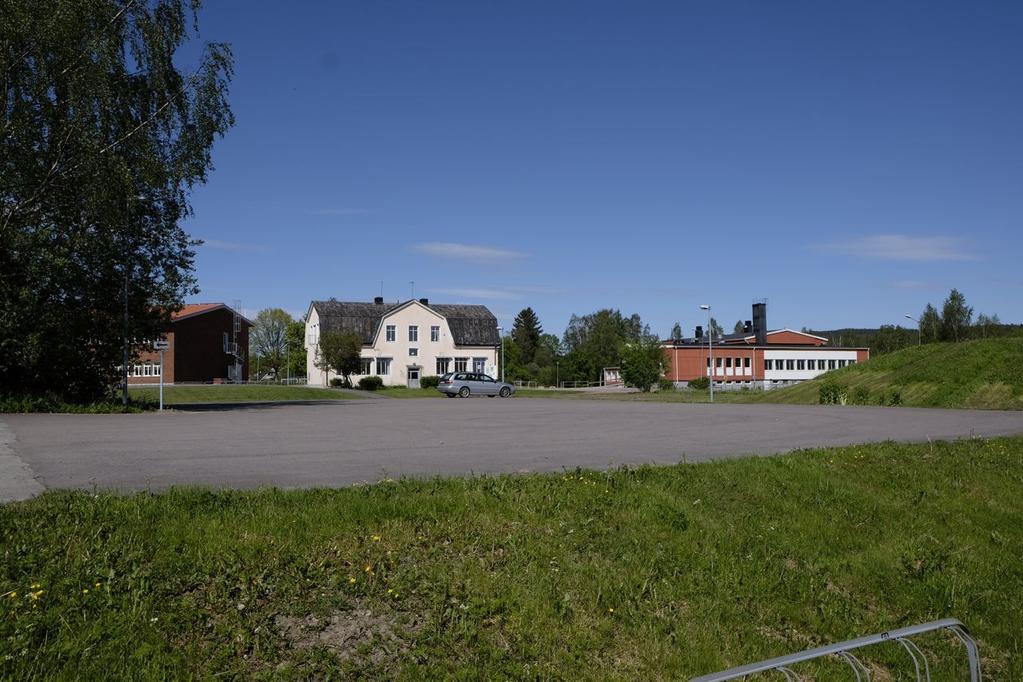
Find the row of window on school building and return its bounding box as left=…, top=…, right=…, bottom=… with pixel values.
left=706, top=357, right=856, bottom=371
left=355, top=356, right=489, bottom=376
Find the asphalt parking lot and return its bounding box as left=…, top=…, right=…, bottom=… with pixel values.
left=2, top=398, right=1022, bottom=500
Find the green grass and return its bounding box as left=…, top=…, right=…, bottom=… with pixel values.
left=128, top=384, right=362, bottom=404
left=756, top=337, right=1023, bottom=409
left=3, top=437, right=1022, bottom=679
left=374, top=387, right=445, bottom=399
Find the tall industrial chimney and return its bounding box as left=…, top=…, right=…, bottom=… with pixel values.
left=752, top=302, right=767, bottom=345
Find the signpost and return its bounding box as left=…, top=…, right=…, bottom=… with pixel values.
left=154, top=339, right=169, bottom=410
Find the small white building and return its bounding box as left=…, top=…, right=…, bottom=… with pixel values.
left=305, top=297, right=500, bottom=388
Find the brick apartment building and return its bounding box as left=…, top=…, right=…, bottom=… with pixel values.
left=127, top=303, right=252, bottom=385
left=663, top=303, right=869, bottom=390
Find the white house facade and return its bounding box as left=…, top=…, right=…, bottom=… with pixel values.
left=305, top=297, right=500, bottom=388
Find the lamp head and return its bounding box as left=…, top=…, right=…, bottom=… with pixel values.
left=699, top=304, right=710, bottom=311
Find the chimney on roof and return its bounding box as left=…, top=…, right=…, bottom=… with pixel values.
left=744, top=320, right=753, bottom=334
left=752, top=302, right=767, bottom=345
left=695, top=325, right=703, bottom=339
left=419, top=298, right=429, bottom=305
left=373, top=296, right=384, bottom=305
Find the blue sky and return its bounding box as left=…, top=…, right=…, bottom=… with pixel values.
left=182, top=1, right=1022, bottom=337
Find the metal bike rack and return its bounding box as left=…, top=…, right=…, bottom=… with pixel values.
left=690, top=618, right=981, bottom=681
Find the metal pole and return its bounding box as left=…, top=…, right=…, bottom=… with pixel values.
left=159, top=349, right=164, bottom=411
left=122, top=269, right=129, bottom=407
left=501, top=334, right=505, bottom=383
left=708, top=310, right=714, bottom=403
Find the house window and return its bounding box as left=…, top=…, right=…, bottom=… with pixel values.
left=436, top=358, right=451, bottom=374
left=409, top=348, right=418, bottom=357
left=797, top=360, right=805, bottom=370
left=838, top=359, right=847, bottom=368
left=473, top=358, right=486, bottom=373
left=786, top=359, right=795, bottom=370
left=828, top=359, right=836, bottom=370
left=431, top=326, right=440, bottom=342
left=376, top=358, right=391, bottom=375
left=764, top=359, right=773, bottom=370
left=725, top=357, right=732, bottom=368
left=154, top=363, right=161, bottom=376
left=386, top=325, right=396, bottom=342
left=744, top=357, right=751, bottom=368
left=715, top=357, right=722, bottom=368
left=360, top=358, right=373, bottom=375
left=849, top=359, right=856, bottom=365
left=818, top=359, right=826, bottom=370
left=454, top=357, right=468, bottom=372
left=408, top=325, right=418, bottom=342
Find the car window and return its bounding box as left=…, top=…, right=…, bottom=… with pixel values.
left=481, top=375, right=495, bottom=382
left=454, top=373, right=467, bottom=380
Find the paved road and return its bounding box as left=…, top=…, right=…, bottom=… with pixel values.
left=2, top=399, right=1022, bottom=500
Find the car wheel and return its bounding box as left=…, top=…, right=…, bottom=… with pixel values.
left=458, top=386, right=470, bottom=398
left=445, top=393, right=456, bottom=398
left=499, top=387, right=511, bottom=398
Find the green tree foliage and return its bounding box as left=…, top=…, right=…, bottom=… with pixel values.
left=670, top=322, right=683, bottom=340
left=315, top=331, right=362, bottom=388
left=940, top=289, right=973, bottom=342
left=620, top=336, right=667, bottom=392
left=562, top=309, right=648, bottom=382
left=918, top=304, right=942, bottom=344
left=974, top=313, right=1001, bottom=339
left=733, top=320, right=745, bottom=334
left=708, top=317, right=724, bottom=339
left=285, top=320, right=307, bottom=378
left=511, top=307, right=542, bottom=364
left=872, top=324, right=915, bottom=354
left=1, top=0, right=234, bottom=402
left=250, top=308, right=292, bottom=378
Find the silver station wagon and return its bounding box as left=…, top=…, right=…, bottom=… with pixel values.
left=437, top=372, right=516, bottom=398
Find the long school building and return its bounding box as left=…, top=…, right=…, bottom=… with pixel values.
left=662, top=303, right=869, bottom=390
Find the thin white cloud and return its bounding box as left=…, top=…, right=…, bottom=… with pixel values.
left=819, top=234, right=976, bottom=262
left=412, top=242, right=526, bottom=261
left=890, top=279, right=930, bottom=289
left=429, top=287, right=523, bottom=301
left=201, top=239, right=270, bottom=253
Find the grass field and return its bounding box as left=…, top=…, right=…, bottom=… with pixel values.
left=3, top=437, right=1021, bottom=679
left=128, top=384, right=362, bottom=404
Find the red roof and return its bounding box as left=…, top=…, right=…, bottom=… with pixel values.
left=171, top=303, right=224, bottom=320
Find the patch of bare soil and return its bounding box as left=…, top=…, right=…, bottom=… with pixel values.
left=275, top=599, right=424, bottom=666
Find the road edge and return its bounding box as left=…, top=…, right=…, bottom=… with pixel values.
left=0, top=418, right=45, bottom=503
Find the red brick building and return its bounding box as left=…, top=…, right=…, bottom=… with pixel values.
left=662, top=303, right=869, bottom=390
left=127, top=303, right=252, bottom=385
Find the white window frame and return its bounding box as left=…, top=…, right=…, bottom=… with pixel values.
left=454, top=357, right=468, bottom=372
left=360, top=358, right=373, bottom=375
left=376, top=358, right=392, bottom=375
left=473, top=357, right=486, bottom=373
left=386, top=325, right=396, bottom=342
left=430, top=325, right=440, bottom=342
left=409, top=348, right=418, bottom=357
left=408, top=325, right=418, bottom=342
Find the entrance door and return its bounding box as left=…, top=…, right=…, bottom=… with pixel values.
left=407, top=367, right=420, bottom=389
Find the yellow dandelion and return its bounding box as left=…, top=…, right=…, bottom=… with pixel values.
left=30, top=583, right=41, bottom=589
left=348, top=577, right=357, bottom=584
left=95, top=582, right=102, bottom=588
left=6, top=592, right=15, bottom=599
left=371, top=535, right=381, bottom=542
left=82, top=589, right=89, bottom=594
left=364, top=565, right=372, bottom=572
left=608, top=608, right=614, bottom=613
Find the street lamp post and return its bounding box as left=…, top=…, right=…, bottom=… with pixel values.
left=556, top=361, right=559, bottom=388
left=905, top=314, right=921, bottom=345
left=700, top=304, right=713, bottom=403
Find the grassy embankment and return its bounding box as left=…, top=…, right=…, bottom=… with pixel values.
left=521, top=338, right=1023, bottom=410
left=128, top=384, right=363, bottom=404
left=3, top=437, right=1021, bottom=679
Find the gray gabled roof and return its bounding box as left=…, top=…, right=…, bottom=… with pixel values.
left=309, top=300, right=499, bottom=346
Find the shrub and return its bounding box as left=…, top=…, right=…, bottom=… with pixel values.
left=329, top=377, right=351, bottom=388
left=688, top=376, right=710, bottom=390
left=657, top=377, right=676, bottom=392
left=358, top=376, right=384, bottom=391
left=420, top=375, right=440, bottom=389
left=878, top=390, right=903, bottom=407
left=0, top=393, right=154, bottom=413
left=851, top=387, right=870, bottom=405
left=819, top=382, right=848, bottom=405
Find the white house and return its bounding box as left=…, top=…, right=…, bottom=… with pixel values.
left=305, top=297, right=500, bottom=387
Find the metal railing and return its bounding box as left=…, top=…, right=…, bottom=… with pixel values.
left=690, top=618, right=980, bottom=682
